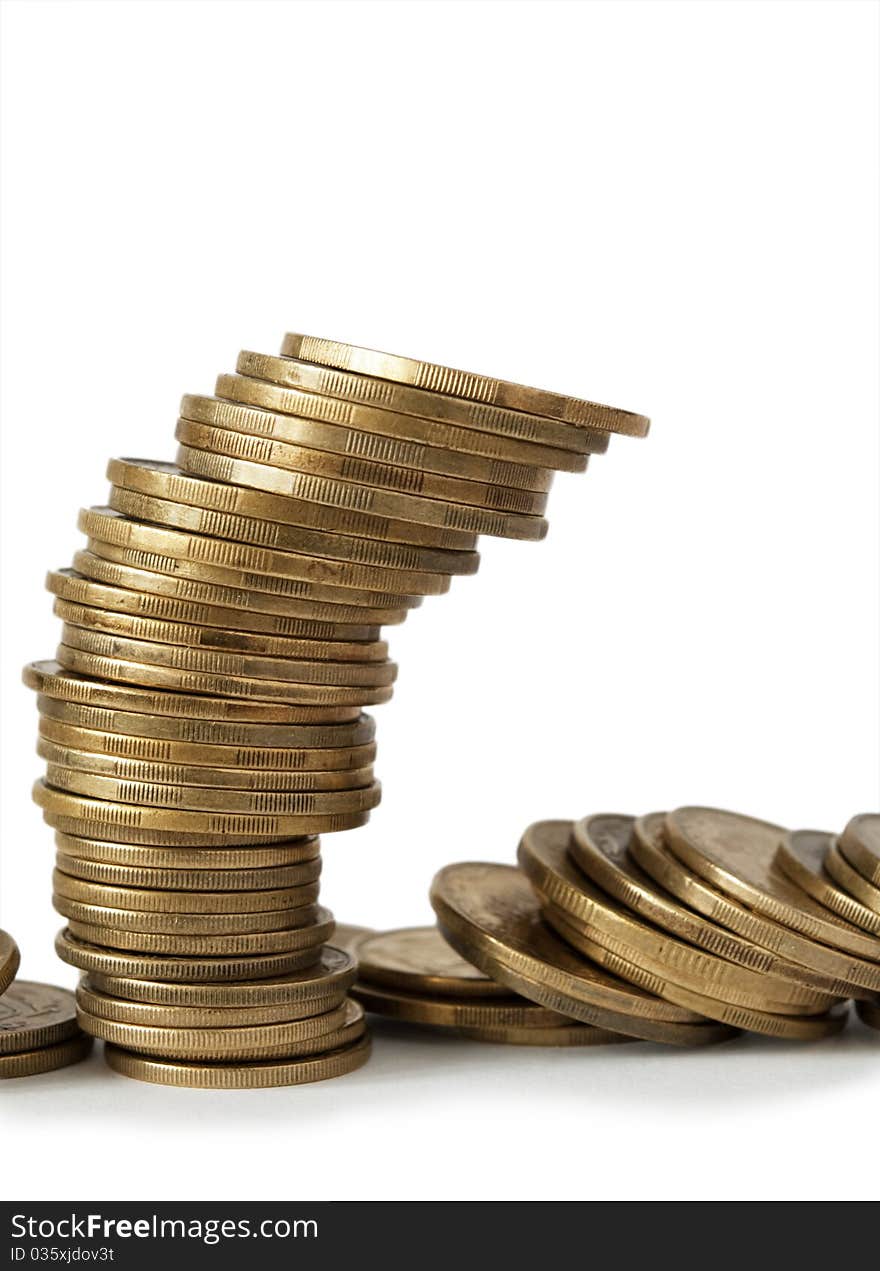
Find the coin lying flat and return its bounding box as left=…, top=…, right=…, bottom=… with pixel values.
left=0, top=931, right=19, bottom=997
left=330, top=924, right=374, bottom=957
left=55, top=852, right=321, bottom=893
left=856, top=998, right=880, bottom=1030
left=352, top=980, right=571, bottom=1028
left=52, top=870, right=320, bottom=915
left=666, top=807, right=880, bottom=966
left=76, top=980, right=345, bottom=1029
left=824, top=842, right=880, bottom=916
left=55, top=927, right=324, bottom=981
left=53, top=832, right=320, bottom=871
left=280, top=335, right=651, bottom=437
left=775, top=831, right=880, bottom=935
left=0, top=982, right=81, bottom=1054
left=356, top=926, right=510, bottom=999
left=64, top=911, right=333, bottom=955
left=104, top=1031, right=371, bottom=1088
left=0, top=1035, right=93, bottom=1079
left=839, top=815, right=880, bottom=887
left=450, top=1021, right=635, bottom=1046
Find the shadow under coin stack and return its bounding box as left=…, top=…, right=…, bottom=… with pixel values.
left=23, top=333, right=648, bottom=1087
left=0, top=929, right=93, bottom=1079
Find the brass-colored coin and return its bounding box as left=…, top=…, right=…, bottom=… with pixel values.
left=77, top=998, right=353, bottom=1059
left=666, top=807, right=880, bottom=966
left=80, top=506, right=437, bottom=599
left=71, top=551, right=411, bottom=626
left=0, top=931, right=20, bottom=996
left=46, top=816, right=326, bottom=847
left=109, top=485, right=480, bottom=577
left=856, top=998, right=880, bottom=1030
left=330, top=924, right=374, bottom=957
left=54, top=599, right=390, bottom=661
left=55, top=895, right=321, bottom=936
left=56, top=850, right=320, bottom=893
left=224, top=359, right=593, bottom=455
left=104, top=1031, right=371, bottom=1088
left=449, top=1021, right=635, bottom=1047
left=76, top=980, right=345, bottom=1029
left=542, top=905, right=850, bottom=1043
left=33, top=779, right=372, bottom=836
left=352, top=980, right=570, bottom=1027
left=281, top=334, right=651, bottom=436
left=177, top=444, right=549, bottom=542
left=0, top=1034, right=93, bottom=1079
left=824, top=842, right=880, bottom=916
left=54, top=646, right=395, bottom=708
left=85, top=945, right=356, bottom=1007
left=429, top=862, right=738, bottom=1046
left=356, top=926, right=509, bottom=998
left=65, top=913, right=333, bottom=956
left=568, top=816, right=836, bottom=1010
left=25, top=661, right=362, bottom=724
left=631, top=814, right=878, bottom=999
left=55, top=927, right=322, bottom=981
left=839, top=814, right=880, bottom=887
left=38, top=740, right=374, bottom=793
left=0, top=982, right=80, bottom=1054
left=47, top=569, right=383, bottom=641
left=775, top=831, right=880, bottom=935
left=54, top=831, right=319, bottom=870
left=52, top=870, right=320, bottom=915
left=175, top=418, right=549, bottom=516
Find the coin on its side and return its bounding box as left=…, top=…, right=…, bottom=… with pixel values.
left=0, top=1035, right=93, bottom=1079
left=0, top=930, right=20, bottom=996
left=356, top=925, right=510, bottom=998
left=0, top=982, right=81, bottom=1054
left=775, top=831, right=880, bottom=935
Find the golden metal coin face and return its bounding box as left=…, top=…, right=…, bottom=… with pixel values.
left=329, top=924, right=374, bottom=957
left=281, top=334, right=651, bottom=436
left=0, top=930, right=20, bottom=997
left=356, top=925, right=509, bottom=998
left=824, top=842, right=880, bottom=917
left=839, top=814, right=880, bottom=887
left=666, top=807, right=880, bottom=965
left=55, top=927, right=324, bottom=982
left=0, top=982, right=80, bottom=1054
left=53, top=831, right=320, bottom=871
left=856, top=998, right=880, bottom=1030
left=352, top=980, right=570, bottom=1028
left=104, top=1032, right=371, bottom=1088
left=776, top=831, right=880, bottom=935
left=0, top=1034, right=93, bottom=1080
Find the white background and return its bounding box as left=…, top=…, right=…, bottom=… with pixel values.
left=1, top=0, right=877, bottom=1203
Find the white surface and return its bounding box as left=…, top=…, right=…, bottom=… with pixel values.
left=0, top=0, right=877, bottom=1203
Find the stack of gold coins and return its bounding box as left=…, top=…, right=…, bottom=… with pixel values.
left=0, top=930, right=93, bottom=1079
left=425, top=808, right=880, bottom=1049
left=24, top=333, right=648, bottom=1086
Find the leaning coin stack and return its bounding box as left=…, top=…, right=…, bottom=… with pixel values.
left=0, top=929, right=93, bottom=1079
left=24, top=334, right=648, bottom=1086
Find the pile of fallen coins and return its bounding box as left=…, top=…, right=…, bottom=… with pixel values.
left=351, top=810, right=880, bottom=1046
left=0, top=930, right=92, bottom=1079
left=22, top=333, right=647, bottom=1086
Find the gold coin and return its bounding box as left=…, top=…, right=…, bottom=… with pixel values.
left=55, top=895, right=321, bottom=936
left=53, top=831, right=320, bottom=870
left=76, top=980, right=345, bottom=1029
left=356, top=926, right=509, bottom=998
left=0, top=982, right=80, bottom=1053
left=25, top=661, right=362, bottom=724
left=856, top=998, right=880, bottom=1030
left=0, top=930, right=20, bottom=996
left=352, top=980, right=571, bottom=1027
left=39, top=717, right=376, bottom=773
left=839, top=814, right=880, bottom=887
left=38, top=740, right=374, bottom=794
left=175, top=418, right=549, bottom=516
left=54, top=599, right=390, bottom=661
left=775, top=831, right=880, bottom=934
left=448, top=1021, right=635, bottom=1047
left=80, top=505, right=438, bottom=599
left=567, top=816, right=835, bottom=1010
left=429, top=862, right=739, bottom=1046
left=71, top=551, right=411, bottom=626
left=330, top=924, right=374, bottom=956
left=254, top=350, right=597, bottom=453
left=281, top=334, right=651, bottom=436
left=33, top=779, right=372, bottom=836
left=52, top=870, right=320, bottom=914
left=46, top=816, right=325, bottom=847
left=666, top=807, right=880, bottom=966
left=177, top=444, right=549, bottom=542
left=183, top=385, right=554, bottom=492
left=54, top=646, right=395, bottom=708
left=56, top=926, right=323, bottom=982
left=631, top=813, right=878, bottom=999
left=65, top=914, right=333, bottom=956
left=0, top=1034, right=93, bottom=1079
left=85, top=945, right=356, bottom=1006
left=824, top=841, right=880, bottom=916
left=56, top=850, right=320, bottom=893
left=103, top=1031, right=371, bottom=1088
left=77, top=998, right=353, bottom=1059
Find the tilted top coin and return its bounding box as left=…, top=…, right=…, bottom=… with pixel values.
left=356, top=925, right=509, bottom=998
left=0, top=930, right=20, bottom=997
left=775, top=830, right=880, bottom=937
left=839, top=814, right=880, bottom=888
left=0, top=981, right=81, bottom=1054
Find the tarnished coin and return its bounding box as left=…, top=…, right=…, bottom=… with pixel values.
left=104, top=1032, right=371, bottom=1088
left=775, top=831, right=880, bottom=935
left=666, top=807, right=880, bottom=966
left=55, top=852, right=321, bottom=894
left=357, top=926, right=509, bottom=998
left=280, top=334, right=651, bottom=436
left=0, top=982, right=81, bottom=1054
left=824, top=842, right=880, bottom=916
left=352, top=980, right=571, bottom=1028
left=0, top=1035, right=93, bottom=1079
left=0, top=931, right=19, bottom=997
left=55, top=927, right=323, bottom=982
left=76, top=980, right=345, bottom=1029
left=52, top=870, right=320, bottom=915
left=856, top=998, right=880, bottom=1031
left=839, top=814, right=880, bottom=887
left=53, top=831, right=320, bottom=871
